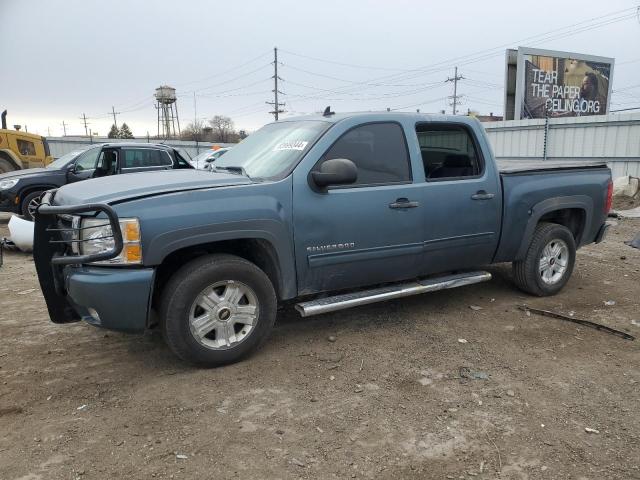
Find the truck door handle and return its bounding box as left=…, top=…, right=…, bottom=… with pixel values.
left=471, top=191, right=495, bottom=200
left=389, top=198, right=419, bottom=209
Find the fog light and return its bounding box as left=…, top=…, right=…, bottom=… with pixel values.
left=87, top=308, right=100, bottom=321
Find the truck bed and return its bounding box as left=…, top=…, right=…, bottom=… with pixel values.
left=493, top=162, right=611, bottom=264
left=497, top=160, right=608, bottom=174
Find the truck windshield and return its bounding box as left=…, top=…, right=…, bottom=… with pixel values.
left=214, top=120, right=330, bottom=179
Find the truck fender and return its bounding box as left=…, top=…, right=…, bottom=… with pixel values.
left=0, top=149, right=22, bottom=170
left=148, top=220, right=297, bottom=299
left=515, top=195, right=593, bottom=261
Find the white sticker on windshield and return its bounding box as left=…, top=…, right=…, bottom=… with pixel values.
left=273, top=140, right=309, bottom=151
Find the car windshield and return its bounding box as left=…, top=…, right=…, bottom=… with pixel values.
left=214, top=120, right=330, bottom=179
left=46, top=150, right=85, bottom=169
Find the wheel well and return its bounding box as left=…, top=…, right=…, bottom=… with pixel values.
left=19, top=186, right=51, bottom=200
left=15, top=186, right=54, bottom=213
left=538, top=208, right=586, bottom=243
left=0, top=150, right=21, bottom=170
left=153, top=239, right=283, bottom=306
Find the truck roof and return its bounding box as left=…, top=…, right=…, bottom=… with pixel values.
left=96, top=142, right=175, bottom=150
left=279, top=111, right=482, bottom=126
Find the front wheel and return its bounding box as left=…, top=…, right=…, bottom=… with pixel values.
left=21, top=190, right=44, bottom=220
left=160, top=254, right=277, bottom=367
left=512, top=222, right=576, bottom=296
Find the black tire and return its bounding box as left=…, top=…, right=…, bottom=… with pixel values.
left=160, top=254, right=277, bottom=367
left=20, top=190, right=44, bottom=220
left=512, top=222, right=576, bottom=297
left=0, top=157, right=17, bottom=174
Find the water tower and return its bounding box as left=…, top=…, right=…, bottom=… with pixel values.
left=155, top=86, right=181, bottom=139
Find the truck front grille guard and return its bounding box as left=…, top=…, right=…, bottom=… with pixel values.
left=36, top=190, right=124, bottom=265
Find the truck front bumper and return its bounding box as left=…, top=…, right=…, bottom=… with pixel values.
left=63, top=266, right=155, bottom=332
left=33, top=191, right=153, bottom=333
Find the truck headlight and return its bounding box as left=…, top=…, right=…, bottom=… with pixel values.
left=80, top=217, right=142, bottom=264
left=0, top=179, right=19, bottom=190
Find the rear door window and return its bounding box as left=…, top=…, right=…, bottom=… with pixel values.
left=416, top=124, right=483, bottom=180
left=321, top=122, right=411, bottom=186
left=122, top=148, right=173, bottom=169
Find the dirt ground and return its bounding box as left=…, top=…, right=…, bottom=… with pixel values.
left=0, top=212, right=639, bottom=480
left=613, top=193, right=640, bottom=211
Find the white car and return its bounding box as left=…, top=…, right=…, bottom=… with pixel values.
left=189, top=148, right=230, bottom=170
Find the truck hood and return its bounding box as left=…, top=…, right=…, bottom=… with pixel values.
left=53, top=169, right=253, bottom=205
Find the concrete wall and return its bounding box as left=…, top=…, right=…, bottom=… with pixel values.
left=46, top=136, right=235, bottom=161
left=482, top=113, right=640, bottom=178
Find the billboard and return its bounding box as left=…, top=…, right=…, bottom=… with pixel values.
left=507, top=47, right=614, bottom=120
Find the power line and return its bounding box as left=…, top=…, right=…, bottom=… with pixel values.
left=279, top=6, right=636, bottom=80
left=191, top=63, right=272, bottom=94
left=277, top=7, right=638, bottom=104
left=284, top=80, right=447, bottom=102
left=278, top=49, right=417, bottom=72
left=191, top=78, right=272, bottom=98
left=174, top=50, right=272, bottom=88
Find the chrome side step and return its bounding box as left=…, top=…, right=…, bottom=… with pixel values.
left=295, top=271, right=491, bottom=317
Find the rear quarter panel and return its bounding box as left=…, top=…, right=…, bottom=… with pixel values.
left=494, top=167, right=611, bottom=262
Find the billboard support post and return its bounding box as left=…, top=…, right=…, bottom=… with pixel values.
left=543, top=108, right=549, bottom=161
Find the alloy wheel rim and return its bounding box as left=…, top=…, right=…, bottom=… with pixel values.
left=27, top=196, right=41, bottom=219
left=539, top=239, right=569, bottom=285
left=188, top=280, right=259, bottom=350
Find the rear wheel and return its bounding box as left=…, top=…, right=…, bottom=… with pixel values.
left=160, top=254, right=277, bottom=367
left=21, top=190, right=44, bottom=220
left=512, top=222, right=576, bottom=296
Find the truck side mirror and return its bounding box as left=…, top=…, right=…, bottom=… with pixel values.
left=311, top=158, right=357, bottom=189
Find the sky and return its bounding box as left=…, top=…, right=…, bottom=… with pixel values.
left=1, top=0, right=639, bottom=137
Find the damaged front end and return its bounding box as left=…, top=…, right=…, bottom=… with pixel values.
left=33, top=190, right=123, bottom=324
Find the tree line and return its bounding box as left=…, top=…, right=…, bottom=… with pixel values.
left=107, top=123, right=135, bottom=139
left=180, top=115, right=247, bottom=143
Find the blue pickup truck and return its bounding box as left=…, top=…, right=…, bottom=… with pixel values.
left=33, top=112, right=613, bottom=366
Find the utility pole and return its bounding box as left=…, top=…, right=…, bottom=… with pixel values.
left=193, top=92, right=200, bottom=153
left=445, top=66, right=464, bottom=115
left=266, top=47, right=285, bottom=120
left=111, top=106, right=120, bottom=129
left=61, top=120, right=67, bottom=136
left=80, top=113, right=90, bottom=136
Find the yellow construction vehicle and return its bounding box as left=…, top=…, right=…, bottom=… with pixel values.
left=0, top=110, right=53, bottom=173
